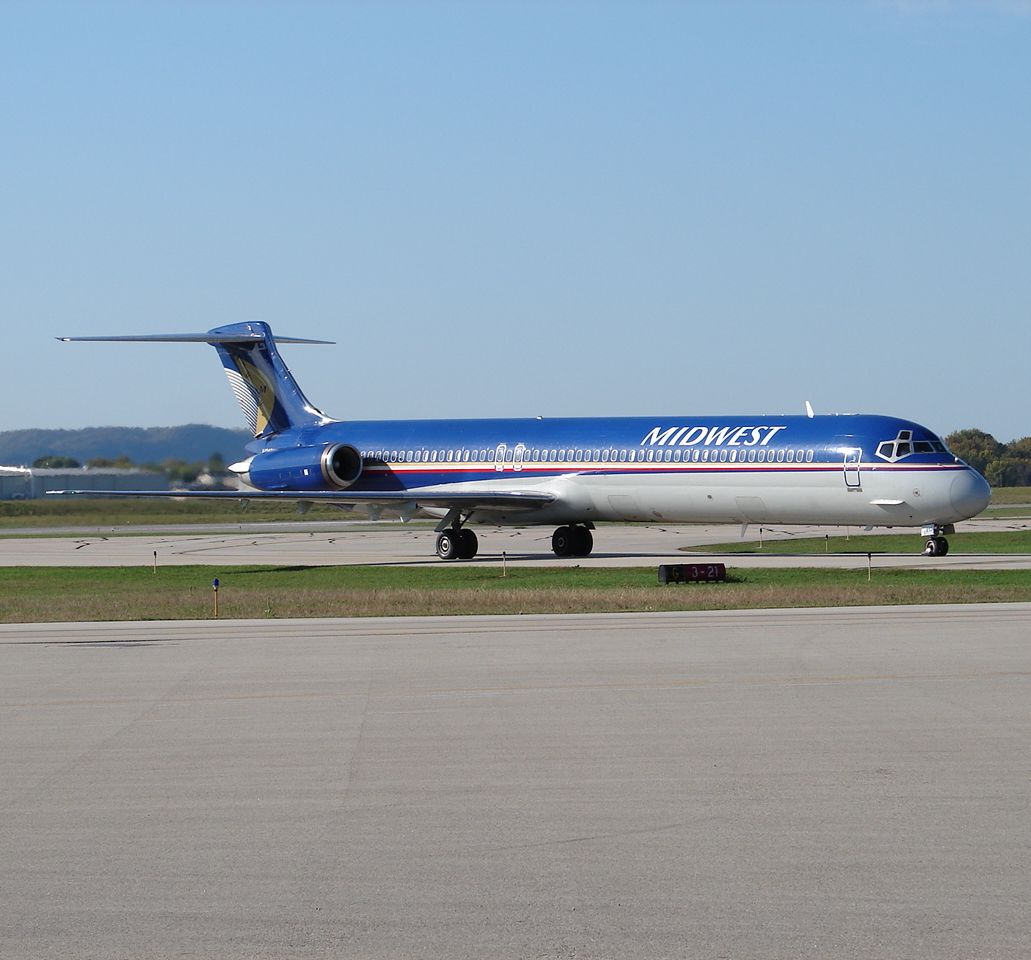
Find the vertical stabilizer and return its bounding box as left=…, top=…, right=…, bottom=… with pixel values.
left=209, top=322, right=331, bottom=437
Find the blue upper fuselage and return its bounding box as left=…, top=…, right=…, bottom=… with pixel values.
left=244, top=413, right=967, bottom=493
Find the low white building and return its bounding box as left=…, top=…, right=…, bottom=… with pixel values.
left=0, top=466, right=170, bottom=500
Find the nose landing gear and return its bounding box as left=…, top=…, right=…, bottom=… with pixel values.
left=923, top=536, right=950, bottom=557
left=921, top=524, right=954, bottom=557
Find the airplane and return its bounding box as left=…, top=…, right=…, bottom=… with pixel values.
left=54, top=321, right=990, bottom=559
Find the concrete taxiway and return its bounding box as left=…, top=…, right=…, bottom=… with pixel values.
left=1, top=516, right=1029, bottom=569
left=2, top=605, right=1030, bottom=958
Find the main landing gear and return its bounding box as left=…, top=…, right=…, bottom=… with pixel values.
left=922, top=524, right=953, bottom=557
left=436, top=527, right=478, bottom=560
left=432, top=511, right=596, bottom=561
left=551, top=524, right=594, bottom=558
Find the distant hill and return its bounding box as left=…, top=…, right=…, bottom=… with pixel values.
left=0, top=425, right=252, bottom=467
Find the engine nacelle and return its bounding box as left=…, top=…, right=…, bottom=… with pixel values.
left=240, top=443, right=364, bottom=492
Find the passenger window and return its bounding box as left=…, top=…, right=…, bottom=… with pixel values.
left=619, top=450, right=627, bottom=462
left=806, top=450, right=814, bottom=462
left=786, top=450, right=794, bottom=463
left=747, top=449, right=756, bottom=462
left=776, top=449, right=785, bottom=463
left=729, top=450, right=737, bottom=462
left=719, top=449, right=727, bottom=462
left=673, top=450, right=681, bottom=462
left=646, top=450, right=654, bottom=462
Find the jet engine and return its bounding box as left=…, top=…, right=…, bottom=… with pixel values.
left=235, top=443, right=364, bottom=491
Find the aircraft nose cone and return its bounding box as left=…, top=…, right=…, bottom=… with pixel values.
left=950, top=469, right=991, bottom=518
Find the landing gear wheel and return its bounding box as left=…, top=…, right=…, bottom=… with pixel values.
left=457, top=528, right=478, bottom=560
left=552, top=525, right=594, bottom=558
left=922, top=536, right=950, bottom=557
left=572, top=526, right=594, bottom=557
left=552, top=526, right=575, bottom=558
left=436, top=531, right=460, bottom=560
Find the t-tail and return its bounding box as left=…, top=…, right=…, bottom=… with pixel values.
left=58, top=322, right=334, bottom=438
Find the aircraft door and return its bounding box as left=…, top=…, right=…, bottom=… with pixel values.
left=843, top=448, right=861, bottom=488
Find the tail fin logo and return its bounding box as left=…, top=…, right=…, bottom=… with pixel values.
left=223, top=358, right=277, bottom=437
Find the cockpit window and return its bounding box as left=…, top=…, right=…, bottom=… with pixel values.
left=876, top=430, right=944, bottom=463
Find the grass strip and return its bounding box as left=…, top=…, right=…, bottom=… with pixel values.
left=2, top=565, right=1030, bottom=623
left=686, top=529, right=1031, bottom=555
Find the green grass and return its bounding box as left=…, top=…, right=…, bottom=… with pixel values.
left=988, top=486, right=1031, bottom=505
left=686, top=529, right=1031, bottom=555
left=2, top=564, right=1030, bottom=623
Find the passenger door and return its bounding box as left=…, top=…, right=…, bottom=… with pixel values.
left=843, top=448, right=861, bottom=488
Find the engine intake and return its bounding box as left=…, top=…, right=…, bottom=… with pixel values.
left=241, top=443, right=364, bottom=492
left=321, top=443, right=363, bottom=489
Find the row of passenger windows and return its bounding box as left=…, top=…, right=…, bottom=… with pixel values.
left=361, top=447, right=818, bottom=465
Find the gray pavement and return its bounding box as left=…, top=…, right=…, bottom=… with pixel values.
left=0, top=516, right=1029, bottom=569
left=2, top=605, right=1030, bottom=958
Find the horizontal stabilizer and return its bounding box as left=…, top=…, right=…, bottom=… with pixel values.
left=57, top=333, right=333, bottom=344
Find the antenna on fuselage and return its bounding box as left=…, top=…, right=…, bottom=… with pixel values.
left=804, top=400, right=815, bottom=419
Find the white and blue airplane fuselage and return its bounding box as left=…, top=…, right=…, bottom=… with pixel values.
left=56, top=322, right=990, bottom=560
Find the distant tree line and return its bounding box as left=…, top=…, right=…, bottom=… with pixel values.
left=31, top=453, right=228, bottom=485
left=944, top=430, right=1031, bottom=487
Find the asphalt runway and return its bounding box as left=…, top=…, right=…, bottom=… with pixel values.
left=1, top=516, right=1030, bottom=569
left=3, top=605, right=1030, bottom=958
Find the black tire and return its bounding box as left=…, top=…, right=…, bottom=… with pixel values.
left=436, top=531, right=459, bottom=560
left=936, top=536, right=949, bottom=557
left=552, top=526, right=574, bottom=557
left=457, top=528, right=478, bottom=560
left=923, top=537, right=939, bottom=557
left=572, top=526, right=594, bottom=556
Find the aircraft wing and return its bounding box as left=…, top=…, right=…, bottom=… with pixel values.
left=46, top=488, right=554, bottom=511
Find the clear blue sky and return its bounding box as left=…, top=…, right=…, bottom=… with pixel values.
left=3, top=1, right=1029, bottom=441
